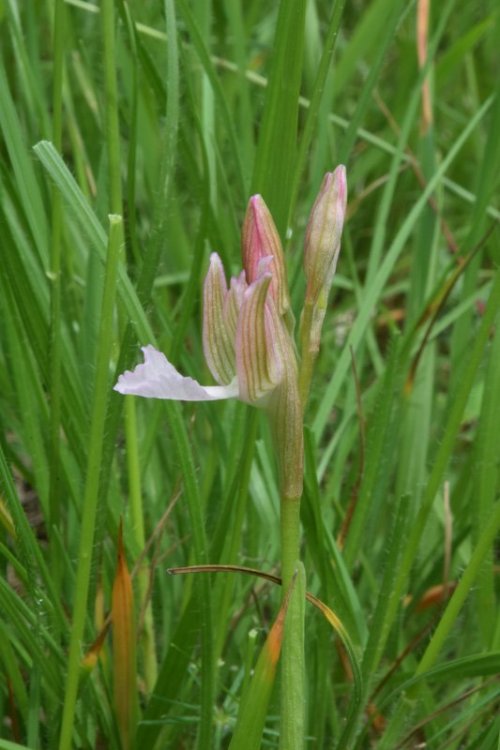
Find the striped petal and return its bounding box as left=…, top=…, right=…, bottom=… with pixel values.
left=235, top=274, right=284, bottom=404
left=202, top=253, right=236, bottom=385
left=224, top=271, right=247, bottom=342
left=114, top=346, right=239, bottom=401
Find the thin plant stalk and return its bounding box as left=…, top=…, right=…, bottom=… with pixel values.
left=279, top=494, right=305, bottom=750
left=298, top=300, right=317, bottom=406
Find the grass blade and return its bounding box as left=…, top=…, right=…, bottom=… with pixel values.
left=112, top=523, right=138, bottom=750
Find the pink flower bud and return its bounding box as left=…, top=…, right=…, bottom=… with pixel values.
left=304, top=166, right=347, bottom=305
left=242, top=195, right=291, bottom=317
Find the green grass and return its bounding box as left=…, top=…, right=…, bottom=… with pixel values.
left=1, top=0, right=499, bottom=748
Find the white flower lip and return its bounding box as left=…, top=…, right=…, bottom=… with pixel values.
left=114, top=345, right=239, bottom=401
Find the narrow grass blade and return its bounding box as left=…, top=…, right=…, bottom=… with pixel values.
left=112, top=523, right=138, bottom=750
left=290, top=0, right=346, bottom=219
left=0, top=64, right=48, bottom=262
left=251, top=0, right=307, bottom=233
left=33, top=141, right=154, bottom=343
left=382, top=653, right=500, bottom=701
left=0, top=497, right=15, bottom=538
left=175, top=0, right=246, bottom=198
left=470, top=272, right=500, bottom=647
left=338, top=0, right=408, bottom=162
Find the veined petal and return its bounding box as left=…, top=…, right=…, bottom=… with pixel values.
left=264, top=294, right=297, bottom=384
left=224, top=271, right=247, bottom=342
left=114, top=346, right=239, bottom=401
left=235, top=273, right=284, bottom=404
left=203, top=253, right=236, bottom=385
left=242, top=195, right=291, bottom=317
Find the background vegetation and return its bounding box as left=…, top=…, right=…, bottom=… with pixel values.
left=0, top=0, right=499, bottom=747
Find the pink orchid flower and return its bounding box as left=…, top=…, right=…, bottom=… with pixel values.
left=114, top=196, right=294, bottom=407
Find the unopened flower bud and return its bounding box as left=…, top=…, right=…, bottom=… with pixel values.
left=242, top=194, right=291, bottom=318
left=304, top=165, right=347, bottom=305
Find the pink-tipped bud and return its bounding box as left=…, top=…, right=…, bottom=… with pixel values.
left=242, top=195, right=291, bottom=317
left=304, top=166, right=347, bottom=305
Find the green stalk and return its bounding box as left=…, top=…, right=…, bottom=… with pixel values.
left=280, top=499, right=302, bottom=585
left=267, top=360, right=306, bottom=749
left=298, top=300, right=316, bottom=406
left=58, top=215, right=123, bottom=750
left=270, top=370, right=305, bottom=748
left=279, top=496, right=305, bottom=750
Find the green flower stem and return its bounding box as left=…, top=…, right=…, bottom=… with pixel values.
left=124, top=395, right=157, bottom=692
left=298, top=300, right=316, bottom=406
left=279, top=495, right=305, bottom=750
left=58, top=215, right=123, bottom=750
left=280, top=497, right=302, bottom=586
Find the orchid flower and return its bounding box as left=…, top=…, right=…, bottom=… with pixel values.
left=114, top=195, right=295, bottom=410
left=114, top=171, right=347, bottom=498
